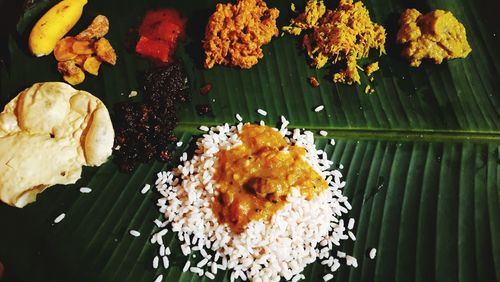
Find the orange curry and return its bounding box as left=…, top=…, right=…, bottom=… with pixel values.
left=212, top=124, right=328, bottom=233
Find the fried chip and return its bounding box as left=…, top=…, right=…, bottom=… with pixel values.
left=72, top=40, right=94, bottom=55
left=94, top=38, right=117, bottom=65
left=58, top=61, right=85, bottom=85
left=76, top=15, right=110, bottom=41
left=73, top=54, right=89, bottom=66
left=54, top=37, right=78, bottom=61
left=83, top=56, right=102, bottom=76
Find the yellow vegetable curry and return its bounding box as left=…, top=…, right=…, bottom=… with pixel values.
left=212, top=124, right=328, bottom=233
left=396, top=9, right=471, bottom=67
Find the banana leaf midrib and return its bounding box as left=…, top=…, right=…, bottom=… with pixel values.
left=175, top=122, right=500, bottom=143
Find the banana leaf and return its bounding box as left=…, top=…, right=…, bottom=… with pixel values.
left=0, top=0, right=499, bottom=281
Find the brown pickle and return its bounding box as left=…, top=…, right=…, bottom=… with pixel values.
left=113, top=62, right=189, bottom=173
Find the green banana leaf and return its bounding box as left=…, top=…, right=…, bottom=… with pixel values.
left=0, top=0, right=499, bottom=281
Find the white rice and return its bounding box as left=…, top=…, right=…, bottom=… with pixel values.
left=141, top=184, right=151, bottom=194
left=79, top=187, right=92, bottom=193
left=257, top=109, right=267, bottom=116
left=314, top=105, right=325, bottom=112
left=154, top=219, right=162, bottom=228
left=348, top=218, right=355, bottom=230
left=369, top=248, right=377, bottom=259
left=319, top=130, right=328, bottom=136
left=345, top=255, right=358, bottom=268
left=153, top=256, right=159, bottom=269
left=54, top=213, right=65, bottom=224
left=162, top=256, right=169, bottom=268
left=236, top=114, right=243, bottom=122
left=323, top=273, right=334, bottom=281
left=153, top=274, right=163, bottom=282
left=177, top=141, right=183, bottom=147
left=152, top=122, right=355, bottom=281
left=129, top=230, right=141, bottom=237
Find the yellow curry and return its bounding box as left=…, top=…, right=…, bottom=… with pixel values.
left=212, top=124, right=327, bottom=233
left=396, top=9, right=471, bottom=67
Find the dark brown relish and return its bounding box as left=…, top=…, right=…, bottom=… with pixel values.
left=113, top=62, right=189, bottom=173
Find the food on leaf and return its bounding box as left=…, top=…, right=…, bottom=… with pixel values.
left=135, top=9, right=186, bottom=63
left=283, top=0, right=386, bottom=84
left=113, top=62, right=190, bottom=173
left=396, top=9, right=472, bottom=67
left=0, top=82, right=114, bottom=208
left=28, top=0, right=88, bottom=57
left=73, top=54, right=89, bottom=66
left=203, top=0, right=279, bottom=69
left=154, top=122, right=355, bottom=281
left=58, top=60, right=85, bottom=85
left=52, top=15, right=116, bottom=85
left=213, top=124, right=328, bottom=233
left=72, top=40, right=94, bottom=55
left=282, top=0, right=325, bottom=35
left=309, top=76, right=320, bottom=87
left=54, top=37, right=78, bottom=61
left=83, top=56, right=102, bottom=75
left=94, top=38, right=117, bottom=65
left=76, top=14, right=110, bottom=40
left=365, top=62, right=379, bottom=76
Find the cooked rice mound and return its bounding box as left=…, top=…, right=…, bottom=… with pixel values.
left=203, top=0, right=279, bottom=69
left=152, top=121, right=356, bottom=281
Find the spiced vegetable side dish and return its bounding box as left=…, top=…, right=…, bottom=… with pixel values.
left=396, top=9, right=472, bottom=67
left=283, top=0, right=386, bottom=85
left=203, top=0, right=279, bottom=69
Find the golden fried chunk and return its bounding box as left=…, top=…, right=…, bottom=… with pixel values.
left=73, top=54, right=89, bottom=66
left=83, top=56, right=102, bottom=76
left=57, top=61, right=85, bottom=85
left=203, top=0, right=279, bottom=69
left=72, top=40, right=94, bottom=55
left=94, top=38, right=117, bottom=65
left=54, top=37, right=77, bottom=61
left=76, top=15, right=110, bottom=41
left=396, top=9, right=471, bottom=67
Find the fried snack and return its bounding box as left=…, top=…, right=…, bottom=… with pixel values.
left=76, top=15, right=109, bottom=40
left=53, top=15, right=117, bottom=85
left=54, top=37, right=78, bottom=61
left=0, top=82, right=114, bottom=208
left=72, top=40, right=94, bottom=55
left=396, top=9, right=471, bottom=67
left=284, top=0, right=386, bottom=84
left=83, top=56, right=102, bottom=75
left=58, top=61, right=85, bottom=85
left=203, top=0, right=279, bottom=69
left=94, top=38, right=117, bottom=65
left=74, top=54, right=89, bottom=66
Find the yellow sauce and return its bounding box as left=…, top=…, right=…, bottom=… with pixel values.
left=397, top=9, right=472, bottom=67
left=212, top=124, right=328, bottom=233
